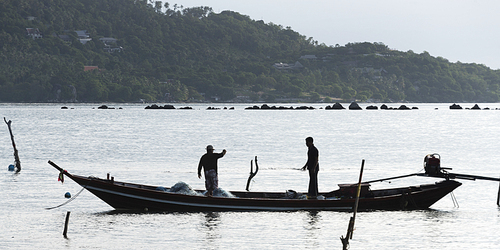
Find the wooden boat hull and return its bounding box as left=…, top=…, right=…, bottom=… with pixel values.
left=58, top=170, right=462, bottom=212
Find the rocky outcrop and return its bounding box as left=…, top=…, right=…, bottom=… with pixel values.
left=348, top=102, right=362, bottom=110
left=449, top=104, right=463, bottom=109
left=325, top=102, right=345, bottom=110
left=145, top=104, right=175, bottom=109
left=245, top=104, right=313, bottom=110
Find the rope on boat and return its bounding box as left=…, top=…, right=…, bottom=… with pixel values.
left=45, top=186, right=86, bottom=210
left=45, top=176, right=92, bottom=210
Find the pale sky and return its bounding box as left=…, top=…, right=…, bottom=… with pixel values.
left=166, top=0, right=500, bottom=69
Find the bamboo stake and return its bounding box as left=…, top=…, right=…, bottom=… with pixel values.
left=4, top=118, right=21, bottom=172
left=341, top=159, right=365, bottom=250
left=497, top=179, right=500, bottom=206
left=63, top=211, right=71, bottom=238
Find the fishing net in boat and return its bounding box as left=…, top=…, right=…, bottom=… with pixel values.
left=285, top=190, right=307, bottom=199
left=165, top=182, right=235, bottom=198
left=168, top=182, right=203, bottom=196
left=212, top=188, right=235, bottom=198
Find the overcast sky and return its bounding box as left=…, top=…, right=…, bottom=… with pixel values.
left=166, top=0, right=500, bottom=69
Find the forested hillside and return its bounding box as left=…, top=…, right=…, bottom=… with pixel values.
left=1, top=0, right=500, bottom=103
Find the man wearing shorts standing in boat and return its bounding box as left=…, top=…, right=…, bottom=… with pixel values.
left=302, top=137, right=319, bottom=198
left=198, top=145, right=226, bottom=196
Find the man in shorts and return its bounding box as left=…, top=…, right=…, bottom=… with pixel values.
left=198, top=145, right=226, bottom=196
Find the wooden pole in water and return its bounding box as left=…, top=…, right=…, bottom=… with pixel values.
left=341, top=159, right=365, bottom=250
left=4, top=117, right=21, bottom=172
left=63, top=211, right=71, bottom=238
left=497, top=179, right=500, bottom=206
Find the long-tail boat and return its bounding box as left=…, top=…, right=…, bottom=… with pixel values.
left=48, top=159, right=463, bottom=212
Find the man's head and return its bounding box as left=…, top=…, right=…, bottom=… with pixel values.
left=206, top=145, right=214, bottom=152
left=305, top=137, right=314, bottom=146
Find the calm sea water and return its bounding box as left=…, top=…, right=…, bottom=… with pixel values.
left=1, top=103, right=500, bottom=249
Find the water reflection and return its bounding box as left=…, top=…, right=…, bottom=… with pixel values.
left=306, top=210, right=320, bottom=229
left=304, top=211, right=321, bottom=248
left=202, top=212, right=221, bottom=245
left=422, top=209, right=457, bottom=221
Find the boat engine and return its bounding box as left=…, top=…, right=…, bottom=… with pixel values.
left=424, top=153, right=443, bottom=176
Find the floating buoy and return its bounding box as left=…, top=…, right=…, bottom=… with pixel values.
left=8, top=164, right=15, bottom=171
left=64, top=192, right=71, bottom=198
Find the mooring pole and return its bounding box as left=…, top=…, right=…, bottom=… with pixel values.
left=341, top=159, right=365, bottom=250
left=497, top=178, right=500, bottom=206
left=63, top=211, right=71, bottom=238
left=4, top=118, right=21, bottom=172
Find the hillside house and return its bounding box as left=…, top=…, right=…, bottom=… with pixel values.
left=75, top=30, right=89, bottom=39
left=26, top=28, right=42, bottom=39
left=99, top=37, right=117, bottom=45
left=99, top=37, right=122, bottom=52
left=84, top=66, right=99, bottom=72
left=272, top=61, right=304, bottom=71
left=76, top=30, right=92, bottom=44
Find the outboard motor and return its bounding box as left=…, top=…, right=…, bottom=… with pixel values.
left=424, top=153, right=442, bottom=176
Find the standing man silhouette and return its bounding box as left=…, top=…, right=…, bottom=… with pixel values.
left=302, top=137, right=319, bottom=198
left=198, top=145, right=226, bottom=196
